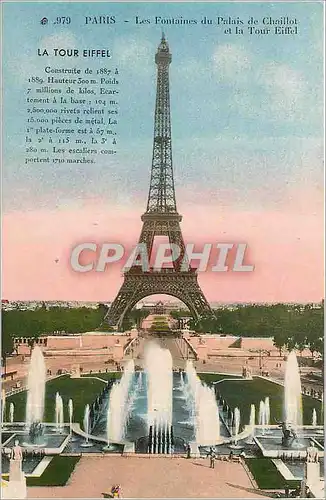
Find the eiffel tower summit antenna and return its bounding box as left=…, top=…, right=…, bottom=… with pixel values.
left=104, top=36, right=213, bottom=329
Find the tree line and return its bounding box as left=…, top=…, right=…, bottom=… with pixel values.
left=1, top=304, right=108, bottom=356
left=2, top=302, right=323, bottom=361
left=171, top=303, right=324, bottom=358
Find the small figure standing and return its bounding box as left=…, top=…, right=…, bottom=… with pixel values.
left=186, top=443, right=191, bottom=459
left=207, top=447, right=216, bottom=469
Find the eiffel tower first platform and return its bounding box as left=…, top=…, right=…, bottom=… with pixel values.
left=104, top=35, right=213, bottom=329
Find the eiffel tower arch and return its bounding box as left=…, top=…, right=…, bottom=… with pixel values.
left=104, top=35, right=214, bottom=330
left=105, top=269, right=212, bottom=329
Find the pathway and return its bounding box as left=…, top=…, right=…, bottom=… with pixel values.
left=124, top=336, right=185, bottom=370
left=159, top=337, right=185, bottom=368
left=27, top=455, right=268, bottom=498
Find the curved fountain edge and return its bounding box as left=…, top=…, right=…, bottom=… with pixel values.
left=70, top=423, right=134, bottom=452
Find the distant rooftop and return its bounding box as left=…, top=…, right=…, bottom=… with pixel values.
left=2, top=299, right=323, bottom=312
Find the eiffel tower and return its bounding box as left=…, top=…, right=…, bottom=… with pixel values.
left=104, top=35, right=213, bottom=329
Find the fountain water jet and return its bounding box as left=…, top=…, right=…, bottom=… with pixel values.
left=234, top=407, right=241, bottom=439
left=9, top=402, right=15, bottom=424
left=229, top=407, right=242, bottom=448
left=196, top=385, right=220, bottom=445
left=1, top=389, right=7, bottom=429
left=312, top=408, right=317, bottom=427
left=25, top=346, right=46, bottom=428
left=317, top=394, right=324, bottom=434
left=263, top=396, right=272, bottom=434
left=68, top=399, right=73, bottom=431
left=68, top=399, right=77, bottom=441
left=54, top=393, right=64, bottom=432
left=81, top=404, right=93, bottom=447
left=259, top=400, right=266, bottom=435
left=246, top=404, right=255, bottom=444
left=145, top=343, right=172, bottom=453
left=185, top=360, right=220, bottom=445
left=58, top=396, right=64, bottom=432
left=249, top=404, right=256, bottom=428
left=284, top=351, right=303, bottom=429
left=264, top=397, right=270, bottom=426
left=184, top=360, right=199, bottom=422
left=106, top=359, right=135, bottom=444
left=185, top=360, right=199, bottom=411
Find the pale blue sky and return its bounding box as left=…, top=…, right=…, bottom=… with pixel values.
left=3, top=1, right=324, bottom=212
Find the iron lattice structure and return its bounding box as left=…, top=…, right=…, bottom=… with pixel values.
left=104, top=36, right=213, bottom=328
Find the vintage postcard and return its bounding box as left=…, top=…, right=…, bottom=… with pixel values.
left=1, top=1, right=324, bottom=499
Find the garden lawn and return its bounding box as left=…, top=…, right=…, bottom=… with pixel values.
left=27, top=456, right=80, bottom=486
left=245, top=458, right=301, bottom=490
left=7, top=373, right=120, bottom=425
left=198, top=375, right=321, bottom=426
